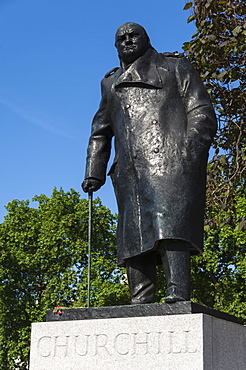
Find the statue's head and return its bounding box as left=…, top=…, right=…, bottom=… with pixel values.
left=115, top=23, right=150, bottom=65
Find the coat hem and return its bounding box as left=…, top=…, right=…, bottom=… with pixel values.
left=117, top=237, right=202, bottom=267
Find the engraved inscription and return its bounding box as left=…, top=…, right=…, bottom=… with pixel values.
left=132, top=332, right=149, bottom=355
left=37, top=336, right=51, bottom=357
left=54, top=335, right=69, bottom=357
left=167, top=330, right=197, bottom=354
left=94, top=334, right=110, bottom=356
left=36, top=328, right=198, bottom=358
left=114, top=333, right=130, bottom=355
left=75, top=335, right=90, bottom=356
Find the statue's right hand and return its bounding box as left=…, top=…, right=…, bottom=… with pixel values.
left=82, top=178, right=102, bottom=193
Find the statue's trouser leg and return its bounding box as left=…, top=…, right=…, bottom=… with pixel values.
left=126, top=252, right=157, bottom=304
left=158, top=240, right=191, bottom=302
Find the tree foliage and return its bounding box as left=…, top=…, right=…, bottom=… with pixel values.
left=183, top=0, right=246, bottom=322
left=0, top=188, right=129, bottom=369
left=183, top=0, right=245, bottom=206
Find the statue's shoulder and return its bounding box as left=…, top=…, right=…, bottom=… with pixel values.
left=162, top=51, right=185, bottom=58
left=157, top=51, right=186, bottom=71
left=104, top=67, right=120, bottom=79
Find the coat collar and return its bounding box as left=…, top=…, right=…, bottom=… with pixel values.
left=114, top=48, right=168, bottom=89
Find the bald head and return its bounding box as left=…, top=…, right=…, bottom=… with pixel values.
left=115, top=23, right=150, bottom=65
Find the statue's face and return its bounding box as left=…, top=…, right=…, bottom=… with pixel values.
left=115, top=23, right=149, bottom=64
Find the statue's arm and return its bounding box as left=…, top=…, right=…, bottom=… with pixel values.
left=176, top=57, right=217, bottom=148
left=82, top=79, right=113, bottom=193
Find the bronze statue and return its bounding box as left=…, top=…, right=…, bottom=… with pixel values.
left=82, top=23, right=217, bottom=304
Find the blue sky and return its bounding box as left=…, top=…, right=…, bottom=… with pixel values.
left=0, top=0, right=195, bottom=221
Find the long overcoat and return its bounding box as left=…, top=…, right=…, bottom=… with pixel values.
left=84, top=48, right=217, bottom=266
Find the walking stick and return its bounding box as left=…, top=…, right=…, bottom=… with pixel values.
left=87, top=191, right=93, bottom=308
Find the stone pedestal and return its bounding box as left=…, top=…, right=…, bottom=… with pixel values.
left=29, top=303, right=246, bottom=370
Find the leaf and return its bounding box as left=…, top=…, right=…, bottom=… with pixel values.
left=239, top=220, right=246, bottom=231
left=232, top=26, right=242, bottom=36
left=187, top=15, right=195, bottom=23
left=183, top=2, right=193, bottom=10
left=205, top=0, right=212, bottom=8
left=217, top=70, right=228, bottom=81
left=206, top=34, right=216, bottom=41
left=219, top=154, right=227, bottom=164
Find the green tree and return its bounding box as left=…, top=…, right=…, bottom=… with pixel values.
left=183, top=0, right=246, bottom=322
left=0, top=188, right=129, bottom=369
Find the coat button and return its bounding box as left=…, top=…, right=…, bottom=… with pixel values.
left=152, top=119, right=158, bottom=124
left=154, top=148, right=159, bottom=153
left=126, top=104, right=130, bottom=109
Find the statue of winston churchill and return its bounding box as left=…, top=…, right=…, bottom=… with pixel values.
left=82, top=23, right=217, bottom=304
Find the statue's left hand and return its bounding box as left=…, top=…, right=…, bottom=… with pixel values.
left=82, top=178, right=103, bottom=193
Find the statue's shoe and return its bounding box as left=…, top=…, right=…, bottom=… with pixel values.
left=165, top=294, right=186, bottom=303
